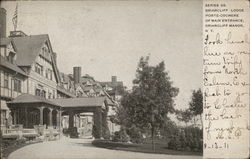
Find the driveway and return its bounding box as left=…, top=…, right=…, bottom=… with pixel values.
left=8, top=137, right=202, bottom=159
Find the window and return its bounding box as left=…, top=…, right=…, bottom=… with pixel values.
left=41, top=90, right=46, bottom=98
left=48, top=92, right=52, bottom=99
left=42, top=45, right=50, bottom=60
left=14, top=79, right=21, bottom=92
left=45, top=69, right=52, bottom=80
left=35, top=89, right=41, bottom=96
left=50, top=70, right=52, bottom=80
left=1, top=110, right=6, bottom=126
left=53, top=90, right=55, bottom=99
left=35, top=63, right=43, bottom=75
left=35, top=88, right=46, bottom=98
left=4, top=73, right=8, bottom=88
left=45, top=69, right=48, bottom=79
left=7, top=52, right=15, bottom=64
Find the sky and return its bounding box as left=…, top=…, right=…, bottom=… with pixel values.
left=2, top=0, right=202, bottom=110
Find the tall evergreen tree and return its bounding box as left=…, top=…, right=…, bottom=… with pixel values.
left=189, top=88, right=203, bottom=128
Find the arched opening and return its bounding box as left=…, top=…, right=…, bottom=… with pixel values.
left=43, top=108, right=50, bottom=127
left=27, top=107, right=40, bottom=128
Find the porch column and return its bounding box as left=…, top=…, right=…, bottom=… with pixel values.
left=48, top=108, right=53, bottom=126
left=69, top=110, right=74, bottom=129
left=79, top=114, right=81, bottom=128
left=94, top=108, right=102, bottom=139
left=56, top=110, right=60, bottom=127
left=38, top=107, right=44, bottom=125
left=24, top=107, right=28, bottom=128
left=13, top=109, right=17, bottom=125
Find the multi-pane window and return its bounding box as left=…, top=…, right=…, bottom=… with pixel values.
left=14, top=79, right=21, bottom=92
left=4, top=73, right=8, bottom=88
left=35, top=63, right=43, bottom=75
left=41, top=90, right=46, bottom=98
left=35, top=88, right=46, bottom=98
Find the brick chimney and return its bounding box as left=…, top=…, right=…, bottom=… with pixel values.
left=0, top=8, right=6, bottom=38
left=73, top=67, right=81, bottom=84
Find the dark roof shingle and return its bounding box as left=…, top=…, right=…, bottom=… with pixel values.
left=12, top=34, right=48, bottom=66
left=7, top=94, right=59, bottom=106
left=50, top=97, right=112, bottom=108
left=0, top=58, right=27, bottom=76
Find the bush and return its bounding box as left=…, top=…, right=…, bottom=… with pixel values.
left=168, top=127, right=202, bottom=152
left=92, top=125, right=100, bottom=139
left=2, top=137, right=27, bottom=149
left=112, top=129, right=130, bottom=143
left=126, top=126, right=143, bottom=143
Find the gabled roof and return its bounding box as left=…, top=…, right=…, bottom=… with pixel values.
left=83, top=86, right=94, bottom=92
left=59, top=72, right=71, bottom=83
left=10, top=34, right=60, bottom=83
left=50, top=97, right=114, bottom=108
left=7, top=94, right=59, bottom=106
left=0, top=58, right=27, bottom=76
left=0, top=37, right=12, bottom=46
left=11, top=35, right=48, bottom=66
left=56, top=85, right=76, bottom=98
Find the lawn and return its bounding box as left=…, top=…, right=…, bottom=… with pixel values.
left=92, top=139, right=202, bottom=156
left=1, top=140, right=42, bottom=159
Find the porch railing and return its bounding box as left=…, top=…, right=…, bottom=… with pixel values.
left=1, top=125, right=60, bottom=140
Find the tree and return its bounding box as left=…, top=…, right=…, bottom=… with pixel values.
left=176, top=109, right=192, bottom=126
left=189, top=89, right=203, bottom=128
left=120, top=56, right=179, bottom=151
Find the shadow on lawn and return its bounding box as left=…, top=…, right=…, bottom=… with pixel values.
left=92, top=139, right=202, bottom=156
left=69, top=142, right=94, bottom=148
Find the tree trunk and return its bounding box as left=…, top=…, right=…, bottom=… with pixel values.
left=151, top=126, right=155, bottom=152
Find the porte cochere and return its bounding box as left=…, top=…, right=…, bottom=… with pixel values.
left=7, top=94, right=114, bottom=139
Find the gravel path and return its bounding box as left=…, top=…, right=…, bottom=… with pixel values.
left=8, top=137, right=202, bottom=159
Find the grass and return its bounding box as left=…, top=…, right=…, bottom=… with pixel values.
left=92, top=139, right=202, bottom=156
left=1, top=140, right=42, bottom=159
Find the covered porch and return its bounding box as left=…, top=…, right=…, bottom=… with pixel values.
left=5, top=94, right=61, bottom=139
left=50, top=97, right=114, bottom=139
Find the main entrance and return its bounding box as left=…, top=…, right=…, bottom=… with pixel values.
left=50, top=97, right=112, bottom=138
left=7, top=94, right=114, bottom=139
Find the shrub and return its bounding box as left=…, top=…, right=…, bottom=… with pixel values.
left=112, top=129, right=130, bottom=143
left=2, top=137, right=27, bottom=149
left=126, top=126, right=143, bottom=143
left=168, top=135, right=181, bottom=150
left=68, top=127, right=79, bottom=138
left=92, top=125, right=100, bottom=139
left=168, top=126, right=202, bottom=152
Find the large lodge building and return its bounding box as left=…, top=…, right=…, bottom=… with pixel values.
left=0, top=8, right=123, bottom=139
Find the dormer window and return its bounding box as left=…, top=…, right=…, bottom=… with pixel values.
left=41, top=44, right=51, bottom=60
left=35, top=63, right=43, bottom=75
left=7, top=52, right=15, bottom=64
